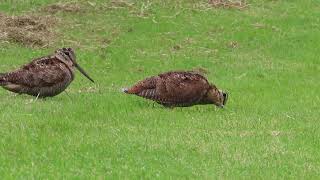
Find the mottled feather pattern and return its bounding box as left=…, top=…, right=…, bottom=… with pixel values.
left=0, top=48, right=94, bottom=97
left=160, top=72, right=209, bottom=103
left=124, top=71, right=227, bottom=107
left=4, top=57, right=71, bottom=87
left=126, top=76, right=158, bottom=94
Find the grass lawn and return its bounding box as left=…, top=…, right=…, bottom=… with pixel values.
left=0, top=0, right=319, bottom=178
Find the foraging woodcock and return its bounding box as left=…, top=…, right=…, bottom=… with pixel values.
left=123, top=71, right=228, bottom=108
left=0, top=47, right=94, bottom=98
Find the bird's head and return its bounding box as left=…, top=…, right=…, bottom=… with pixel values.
left=55, top=47, right=94, bottom=83
left=206, top=84, right=228, bottom=108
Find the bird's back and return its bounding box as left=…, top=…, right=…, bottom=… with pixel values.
left=125, top=71, right=211, bottom=107
left=0, top=56, right=74, bottom=97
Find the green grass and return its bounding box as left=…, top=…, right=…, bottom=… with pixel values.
left=0, top=0, right=319, bottom=178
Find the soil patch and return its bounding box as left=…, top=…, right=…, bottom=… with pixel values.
left=0, top=13, right=56, bottom=47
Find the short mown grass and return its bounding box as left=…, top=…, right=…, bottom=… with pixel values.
left=0, top=0, right=319, bottom=178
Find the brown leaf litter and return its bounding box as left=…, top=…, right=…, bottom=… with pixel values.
left=0, top=12, right=56, bottom=47
left=208, top=0, right=248, bottom=9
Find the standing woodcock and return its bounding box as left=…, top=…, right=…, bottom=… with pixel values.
left=0, top=47, right=94, bottom=98
left=123, top=71, right=228, bottom=108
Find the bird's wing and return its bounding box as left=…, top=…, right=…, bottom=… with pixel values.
left=3, top=56, right=69, bottom=87
left=158, top=71, right=210, bottom=103
left=125, top=76, right=158, bottom=94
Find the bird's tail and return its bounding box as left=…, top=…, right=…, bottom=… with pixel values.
left=121, top=87, right=137, bottom=94
left=121, top=87, right=129, bottom=93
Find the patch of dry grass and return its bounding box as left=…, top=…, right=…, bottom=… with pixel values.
left=40, top=2, right=85, bottom=14
left=208, top=0, right=248, bottom=9
left=0, top=13, right=56, bottom=47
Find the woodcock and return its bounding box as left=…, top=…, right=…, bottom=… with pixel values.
left=0, top=47, right=94, bottom=98
left=123, top=71, right=228, bottom=108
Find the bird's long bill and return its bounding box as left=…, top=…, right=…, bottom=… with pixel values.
left=75, top=64, right=94, bottom=83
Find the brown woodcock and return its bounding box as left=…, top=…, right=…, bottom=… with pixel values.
left=0, top=47, right=94, bottom=97
left=123, top=71, right=228, bottom=108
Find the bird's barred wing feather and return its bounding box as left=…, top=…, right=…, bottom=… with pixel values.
left=2, top=56, right=68, bottom=87
left=157, top=71, right=210, bottom=103
left=126, top=71, right=211, bottom=106
left=126, top=76, right=158, bottom=94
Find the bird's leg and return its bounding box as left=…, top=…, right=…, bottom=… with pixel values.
left=33, top=92, right=40, bottom=102
left=28, top=92, right=40, bottom=104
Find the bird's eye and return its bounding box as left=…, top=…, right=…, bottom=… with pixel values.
left=62, top=51, right=72, bottom=60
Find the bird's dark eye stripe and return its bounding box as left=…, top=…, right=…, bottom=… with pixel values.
left=62, top=51, right=72, bottom=60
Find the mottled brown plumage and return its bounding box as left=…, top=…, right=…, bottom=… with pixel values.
left=123, top=71, right=228, bottom=108
left=0, top=47, right=94, bottom=97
